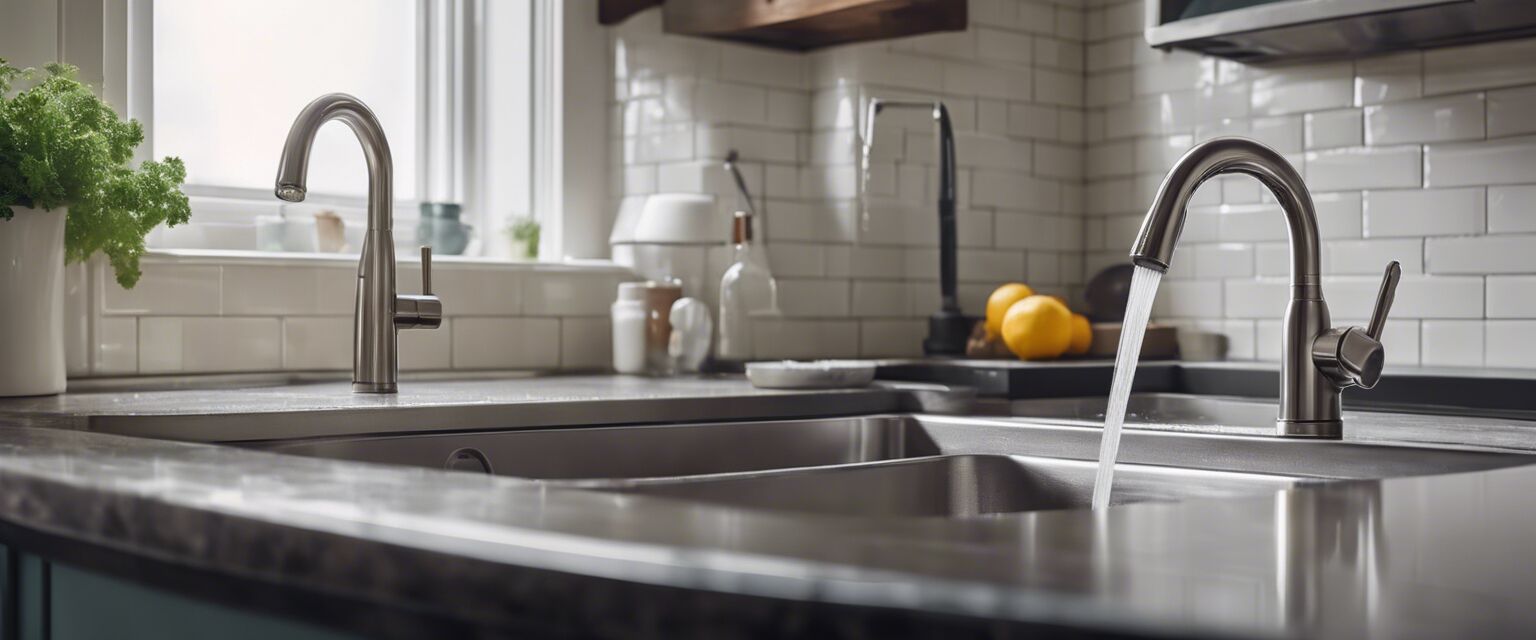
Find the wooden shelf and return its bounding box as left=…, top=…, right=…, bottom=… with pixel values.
left=602, top=0, right=967, bottom=52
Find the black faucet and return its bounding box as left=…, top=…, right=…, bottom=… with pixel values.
left=865, top=99, right=969, bottom=356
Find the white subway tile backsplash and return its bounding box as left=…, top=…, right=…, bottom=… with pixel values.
left=1424, top=39, right=1536, bottom=95
left=1087, top=37, right=1131, bottom=72
left=1363, top=188, right=1486, bottom=238
left=1153, top=280, right=1222, bottom=318
left=64, top=263, right=89, bottom=376
left=452, top=318, right=560, bottom=370
left=282, top=317, right=350, bottom=370
left=1487, top=85, right=1536, bottom=138
left=1225, top=279, right=1289, bottom=319
left=1215, top=203, right=1291, bottom=242
left=1489, top=185, right=1536, bottom=234
left=94, top=317, right=137, bottom=375
left=222, top=266, right=320, bottom=316
left=1421, top=320, right=1484, bottom=367
left=720, top=46, right=804, bottom=90
left=1486, top=276, right=1536, bottom=318
left=1248, top=116, right=1303, bottom=153
left=1381, top=319, right=1421, bottom=367
left=859, top=320, right=924, bottom=357
left=1426, top=235, right=1536, bottom=274
left=943, top=63, right=1032, bottom=101
left=138, top=317, right=281, bottom=374
left=973, top=171, right=1060, bottom=211
left=1354, top=52, right=1423, bottom=106
left=1064, top=19, right=1536, bottom=366
left=977, top=28, right=1031, bottom=64
left=1485, top=321, right=1536, bottom=368
left=751, top=320, right=860, bottom=359
left=1251, top=61, right=1353, bottom=116
left=1303, top=146, right=1421, bottom=191
left=1364, top=93, right=1485, bottom=145
left=776, top=279, right=850, bottom=317
left=1035, top=68, right=1084, bottom=107
left=1425, top=136, right=1536, bottom=188
left=1192, top=243, right=1253, bottom=278
left=400, top=321, right=453, bottom=371
left=1131, top=50, right=1209, bottom=96
left=1304, top=109, right=1362, bottom=149
left=524, top=273, right=623, bottom=316
left=1324, top=239, right=1422, bottom=275
left=136, top=318, right=183, bottom=374
left=560, top=317, right=613, bottom=371
left=1315, top=192, right=1366, bottom=239
left=851, top=281, right=912, bottom=317
left=102, top=264, right=220, bottom=315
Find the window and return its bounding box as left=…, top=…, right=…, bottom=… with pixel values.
left=153, top=0, right=423, bottom=202
left=119, top=0, right=572, bottom=259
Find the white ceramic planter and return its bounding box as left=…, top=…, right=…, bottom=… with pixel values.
left=0, top=206, right=66, bottom=396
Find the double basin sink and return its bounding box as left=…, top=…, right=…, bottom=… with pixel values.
left=248, top=393, right=1533, bottom=518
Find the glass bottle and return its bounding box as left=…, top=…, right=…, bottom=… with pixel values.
left=718, top=211, right=778, bottom=362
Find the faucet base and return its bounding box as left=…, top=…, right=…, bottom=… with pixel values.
left=922, top=312, right=973, bottom=356
left=353, top=381, right=399, bottom=394
left=1276, top=419, right=1342, bottom=439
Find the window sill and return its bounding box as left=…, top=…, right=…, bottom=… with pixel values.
left=143, top=248, right=634, bottom=276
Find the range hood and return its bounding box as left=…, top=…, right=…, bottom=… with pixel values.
left=1146, top=0, right=1536, bottom=63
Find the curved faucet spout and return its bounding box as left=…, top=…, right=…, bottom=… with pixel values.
left=1129, top=136, right=1400, bottom=439
left=1131, top=137, right=1321, bottom=291
left=864, top=98, right=967, bottom=355
left=274, top=93, right=393, bottom=232
left=273, top=94, right=440, bottom=394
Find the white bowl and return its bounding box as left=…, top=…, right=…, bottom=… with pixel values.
left=631, top=193, right=723, bottom=244
left=745, top=360, right=877, bottom=390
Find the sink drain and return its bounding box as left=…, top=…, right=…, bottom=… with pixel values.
left=445, top=447, right=493, bottom=475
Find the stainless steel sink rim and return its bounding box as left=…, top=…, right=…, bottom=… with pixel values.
left=249, top=406, right=1536, bottom=518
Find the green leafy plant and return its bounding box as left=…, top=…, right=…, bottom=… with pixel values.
left=0, top=59, right=190, bottom=288
left=509, top=218, right=540, bottom=260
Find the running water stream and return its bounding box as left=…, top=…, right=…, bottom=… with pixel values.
left=1090, top=265, right=1164, bottom=510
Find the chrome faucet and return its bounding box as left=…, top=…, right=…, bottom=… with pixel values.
left=864, top=99, right=969, bottom=355
left=275, top=94, right=442, bottom=393
left=1131, top=137, right=1400, bottom=438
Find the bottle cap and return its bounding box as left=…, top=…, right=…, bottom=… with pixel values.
left=732, top=211, right=753, bottom=244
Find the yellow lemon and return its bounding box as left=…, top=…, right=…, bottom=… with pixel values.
left=985, top=283, right=1034, bottom=339
left=1001, top=295, right=1074, bottom=360
left=1066, top=313, right=1092, bottom=356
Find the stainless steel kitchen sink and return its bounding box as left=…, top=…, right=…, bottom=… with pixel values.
left=249, top=410, right=1533, bottom=518
left=1006, top=392, right=1536, bottom=451
left=583, top=455, right=1303, bottom=517
left=1007, top=393, right=1278, bottom=433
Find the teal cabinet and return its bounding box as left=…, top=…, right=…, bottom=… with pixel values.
left=0, top=544, right=357, bottom=640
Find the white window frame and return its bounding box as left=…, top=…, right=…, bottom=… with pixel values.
left=90, top=0, right=609, bottom=262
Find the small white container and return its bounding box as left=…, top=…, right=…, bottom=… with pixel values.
left=611, top=283, right=648, bottom=374
left=0, top=206, right=66, bottom=396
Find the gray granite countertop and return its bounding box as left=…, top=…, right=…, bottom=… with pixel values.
left=1, top=374, right=1535, bottom=638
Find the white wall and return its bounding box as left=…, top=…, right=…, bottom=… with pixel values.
left=1085, top=0, right=1536, bottom=369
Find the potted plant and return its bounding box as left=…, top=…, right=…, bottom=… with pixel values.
left=0, top=60, right=190, bottom=396
left=506, top=217, right=540, bottom=261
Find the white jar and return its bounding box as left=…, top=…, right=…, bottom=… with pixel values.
left=611, top=283, right=648, bottom=374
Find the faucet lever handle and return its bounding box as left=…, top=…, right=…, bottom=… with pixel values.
left=1366, top=260, right=1400, bottom=341
left=1313, top=260, right=1400, bottom=391
left=420, top=246, right=433, bottom=296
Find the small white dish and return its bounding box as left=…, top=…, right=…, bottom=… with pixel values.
left=745, top=360, right=876, bottom=390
